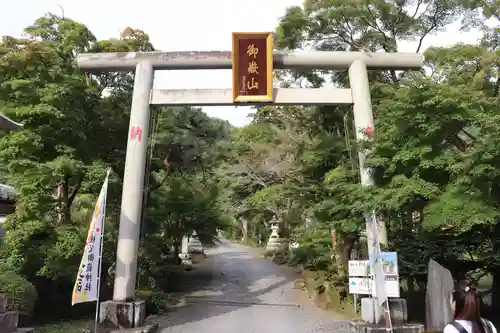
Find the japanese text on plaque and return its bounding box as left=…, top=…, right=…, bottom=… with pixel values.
left=246, top=43, right=260, bottom=91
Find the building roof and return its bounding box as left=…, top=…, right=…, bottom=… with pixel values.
left=0, top=113, right=22, bottom=131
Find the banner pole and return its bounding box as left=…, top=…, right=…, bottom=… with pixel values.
left=385, top=300, right=394, bottom=333
left=93, top=168, right=111, bottom=333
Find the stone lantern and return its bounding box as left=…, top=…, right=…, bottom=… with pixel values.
left=266, top=216, right=281, bottom=251
left=187, top=231, right=204, bottom=253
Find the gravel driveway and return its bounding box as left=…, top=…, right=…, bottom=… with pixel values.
left=153, top=240, right=352, bottom=333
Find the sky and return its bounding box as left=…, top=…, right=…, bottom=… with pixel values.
left=1, top=0, right=484, bottom=127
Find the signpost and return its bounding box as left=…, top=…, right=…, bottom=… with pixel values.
left=232, top=32, right=273, bottom=103
left=348, top=252, right=400, bottom=298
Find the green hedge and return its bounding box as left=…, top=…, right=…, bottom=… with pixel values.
left=136, top=290, right=166, bottom=314
left=0, top=270, right=38, bottom=316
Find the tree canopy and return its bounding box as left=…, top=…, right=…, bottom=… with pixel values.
left=0, top=14, right=231, bottom=322
left=4, top=0, right=500, bottom=325
left=223, top=0, right=500, bottom=320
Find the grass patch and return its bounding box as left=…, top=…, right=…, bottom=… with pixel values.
left=35, top=318, right=93, bottom=333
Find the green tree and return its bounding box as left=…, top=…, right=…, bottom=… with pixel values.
left=215, top=1, right=500, bottom=319
left=0, top=14, right=227, bottom=322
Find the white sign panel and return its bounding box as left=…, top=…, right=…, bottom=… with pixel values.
left=349, top=277, right=371, bottom=295
left=348, top=252, right=400, bottom=298
left=349, top=253, right=399, bottom=277
left=376, top=252, right=398, bottom=276
left=348, top=276, right=400, bottom=298
left=372, top=275, right=400, bottom=298
left=348, top=260, right=370, bottom=277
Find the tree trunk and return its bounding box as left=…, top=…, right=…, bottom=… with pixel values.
left=173, top=240, right=181, bottom=256
left=406, top=276, right=415, bottom=304
left=56, top=174, right=83, bottom=224
left=278, top=215, right=289, bottom=239
left=57, top=182, right=69, bottom=224
left=331, top=229, right=341, bottom=261
left=240, top=218, right=248, bottom=244
left=341, top=233, right=357, bottom=275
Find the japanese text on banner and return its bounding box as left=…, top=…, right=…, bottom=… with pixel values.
left=71, top=171, right=110, bottom=305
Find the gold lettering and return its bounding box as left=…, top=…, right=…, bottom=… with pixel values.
left=247, top=61, right=259, bottom=74
left=247, top=44, right=259, bottom=58
left=247, top=77, right=259, bottom=90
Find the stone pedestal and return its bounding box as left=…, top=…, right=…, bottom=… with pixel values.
left=178, top=253, right=193, bottom=266
left=99, top=300, right=146, bottom=329
left=357, top=298, right=423, bottom=333
left=351, top=321, right=424, bottom=333
left=361, top=298, right=408, bottom=325
left=361, top=298, right=384, bottom=324
left=109, top=324, right=159, bottom=333
left=0, top=311, right=18, bottom=333
left=0, top=293, right=34, bottom=333
left=387, top=298, right=408, bottom=325
left=188, top=233, right=204, bottom=253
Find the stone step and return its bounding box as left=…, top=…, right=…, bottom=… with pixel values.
left=14, top=328, right=35, bottom=333
left=0, top=311, right=19, bottom=333
left=350, top=321, right=424, bottom=333
left=109, top=324, right=158, bottom=333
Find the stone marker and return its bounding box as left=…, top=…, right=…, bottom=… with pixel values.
left=178, top=236, right=193, bottom=266
left=425, top=259, right=454, bottom=331
left=100, top=300, right=146, bottom=329
left=0, top=293, right=34, bottom=333
left=181, top=236, right=189, bottom=254
left=0, top=294, right=6, bottom=313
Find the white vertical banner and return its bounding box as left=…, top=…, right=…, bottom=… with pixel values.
left=368, top=211, right=388, bottom=306
left=71, top=170, right=110, bottom=305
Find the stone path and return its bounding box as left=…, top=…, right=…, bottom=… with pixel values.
left=150, top=240, right=352, bottom=333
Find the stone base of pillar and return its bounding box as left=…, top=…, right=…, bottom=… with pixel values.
left=361, top=298, right=408, bottom=325
left=99, top=300, right=146, bottom=329
left=361, top=298, right=383, bottom=324
left=350, top=320, right=424, bottom=333
left=109, top=323, right=159, bottom=333
left=355, top=297, right=423, bottom=333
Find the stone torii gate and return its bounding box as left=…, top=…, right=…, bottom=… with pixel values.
left=77, top=38, right=423, bottom=328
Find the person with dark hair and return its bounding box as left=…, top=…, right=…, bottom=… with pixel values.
left=444, top=279, right=497, bottom=333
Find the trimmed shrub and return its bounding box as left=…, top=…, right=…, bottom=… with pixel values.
left=0, top=270, right=38, bottom=316
left=136, top=289, right=166, bottom=314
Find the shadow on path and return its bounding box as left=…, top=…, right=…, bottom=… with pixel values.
left=149, top=240, right=351, bottom=333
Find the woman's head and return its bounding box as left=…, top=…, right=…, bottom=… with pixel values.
left=450, top=279, right=479, bottom=320
left=450, top=279, right=487, bottom=333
